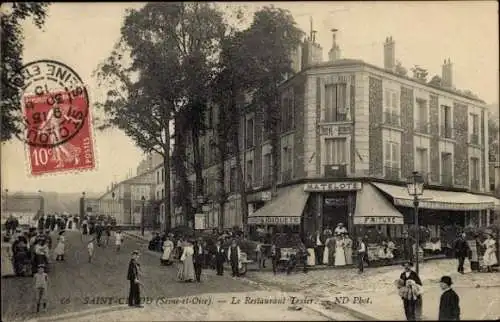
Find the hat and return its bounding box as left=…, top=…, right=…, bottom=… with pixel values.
left=131, top=250, right=140, bottom=255
left=440, top=276, right=453, bottom=286
left=38, top=264, right=45, bottom=268
left=402, top=261, right=414, bottom=267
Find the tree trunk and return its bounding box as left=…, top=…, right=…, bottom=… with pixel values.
left=216, top=124, right=228, bottom=231
left=163, top=122, right=171, bottom=232
left=191, top=126, right=204, bottom=207
left=232, top=103, right=248, bottom=235
left=173, top=111, right=192, bottom=227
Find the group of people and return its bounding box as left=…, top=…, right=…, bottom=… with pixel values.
left=453, top=232, right=498, bottom=273
left=1, top=227, right=68, bottom=278
left=308, top=223, right=358, bottom=267
left=37, top=214, right=78, bottom=232
left=395, top=261, right=461, bottom=321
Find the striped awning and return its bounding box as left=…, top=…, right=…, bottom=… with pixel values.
left=372, top=182, right=496, bottom=211
left=247, top=185, right=309, bottom=225
left=353, top=184, right=404, bottom=225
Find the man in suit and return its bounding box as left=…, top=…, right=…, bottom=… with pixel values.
left=399, top=261, right=423, bottom=321
left=213, top=239, right=225, bottom=276
left=438, top=276, right=460, bottom=320
left=227, top=239, right=241, bottom=277
left=193, top=237, right=205, bottom=282
left=127, top=250, right=143, bottom=307
left=453, top=232, right=469, bottom=274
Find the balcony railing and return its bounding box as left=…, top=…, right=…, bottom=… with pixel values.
left=384, top=166, right=400, bottom=180
left=414, top=121, right=430, bottom=134
left=440, top=125, right=454, bottom=139
left=469, top=133, right=479, bottom=145
left=470, top=179, right=480, bottom=191
left=441, top=174, right=453, bottom=187
left=281, top=169, right=292, bottom=182
left=383, top=110, right=401, bottom=127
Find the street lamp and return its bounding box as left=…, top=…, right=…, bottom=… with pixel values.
left=4, top=189, right=8, bottom=215
left=406, top=171, right=425, bottom=274
left=141, top=196, right=146, bottom=236
left=80, top=192, right=86, bottom=220
left=196, top=195, right=204, bottom=229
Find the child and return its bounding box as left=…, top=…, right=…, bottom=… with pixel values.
left=34, top=264, right=48, bottom=312
left=115, top=230, right=123, bottom=252
left=87, top=238, right=95, bottom=263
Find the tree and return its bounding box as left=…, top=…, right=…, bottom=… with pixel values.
left=428, top=75, right=441, bottom=87
left=394, top=60, right=407, bottom=77
left=94, top=3, right=227, bottom=230
left=243, top=6, right=304, bottom=200
left=411, top=65, right=428, bottom=82
left=1, top=3, right=51, bottom=141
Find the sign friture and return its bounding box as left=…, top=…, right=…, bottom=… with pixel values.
left=353, top=216, right=404, bottom=225
left=320, top=124, right=352, bottom=137
left=304, top=182, right=362, bottom=192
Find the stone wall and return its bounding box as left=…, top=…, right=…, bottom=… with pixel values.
left=454, top=102, right=469, bottom=186
left=369, top=76, right=383, bottom=177
left=429, top=95, right=440, bottom=182
left=401, top=86, right=414, bottom=179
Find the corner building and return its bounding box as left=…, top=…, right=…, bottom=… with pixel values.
left=191, top=35, right=500, bottom=242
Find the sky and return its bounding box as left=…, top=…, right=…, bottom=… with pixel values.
left=1, top=1, right=498, bottom=194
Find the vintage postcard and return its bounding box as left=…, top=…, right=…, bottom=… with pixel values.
left=1, top=2, right=499, bottom=321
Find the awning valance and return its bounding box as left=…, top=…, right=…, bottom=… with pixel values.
left=372, top=182, right=496, bottom=211
left=353, top=183, right=404, bottom=225
left=247, top=185, right=309, bottom=225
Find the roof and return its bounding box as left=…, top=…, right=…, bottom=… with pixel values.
left=285, top=59, right=485, bottom=104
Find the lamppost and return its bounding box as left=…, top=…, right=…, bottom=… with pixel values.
left=141, top=196, right=146, bottom=236
left=406, top=171, right=425, bottom=274
left=196, top=195, right=204, bottom=230
left=80, top=192, right=86, bottom=220
left=111, top=192, right=116, bottom=220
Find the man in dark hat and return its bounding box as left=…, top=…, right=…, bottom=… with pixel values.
left=438, top=276, right=460, bottom=320
left=127, top=250, right=143, bottom=307
left=193, top=237, right=205, bottom=282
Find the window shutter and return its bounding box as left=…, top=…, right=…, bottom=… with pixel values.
left=392, top=92, right=399, bottom=110
left=384, top=142, right=391, bottom=166
left=384, top=90, right=390, bottom=108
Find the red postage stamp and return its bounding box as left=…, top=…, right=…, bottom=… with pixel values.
left=23, top=90, right=95, bottom=176
left=13, top=60, right=96, bottom=176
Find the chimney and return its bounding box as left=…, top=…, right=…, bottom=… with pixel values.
left=441, top=58, right=453, bottom=88
left=328, top=29, right=341, bottom=62
left=384, top=36, right=395, bottom=71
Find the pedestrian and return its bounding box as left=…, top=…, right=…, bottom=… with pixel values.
left=467, top=236, right=480, bottom=272
left=438, top=275, right=460, bottom=320
left=334, top=235, right=346, bottom=267
left=213, top=239, right=225, bottom=276
left=115, top=230, right=123, bottom=252
left=270, top=242, right=280, bottom=274
left=54, top=231, right=65, bottom=261
left=127, top=250, right=143, bottom=307
left=1, top=235, right=15, bottom=277
left=399, top=261, right=423, bottom=321
left=87, top=238, right=95, bottom=263
left=104, top=225, right=111, bottom=247
left=343, top=234, right=353, bottom=265
left=453, top=232, right=469, bottom=274
left=356, top=237, right=366, bottom=273
left=482, top=234, right=498, bottom=272
left=178, top=240, right=195, bottom=282
left=82, top=218, right=88, bottom=235
left=193, top=237, right=205, bottom=282
left=314, top=230, right=324, bottom=265
left=34, top=264, right=48, bottom=313
left=161, top=236, right=174, bottom=266
left=227, top=239, right=242, bottom=277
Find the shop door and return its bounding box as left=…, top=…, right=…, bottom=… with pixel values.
left=322, top=194, right=349, bottom=231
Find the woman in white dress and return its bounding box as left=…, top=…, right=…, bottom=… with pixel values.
left=54, top=231, right=66, bottom=261
left=334, top=235, right=346, bottom=267
left=343, top=234, right=353, bottom=265
left=178, top=240, right=195, bottom=282
left=482, top=234, right=498, bottom=272
left=1, top=235, right=15, bottom=277
left=161, top=237, right=174, bottom=266
left=323, top=235, right=331, bottom=265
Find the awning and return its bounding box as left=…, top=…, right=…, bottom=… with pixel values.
left=247, top=185, right=309, bottom=225
left=372, top=182, right=496, bottom=211
left=353, top=183, right=404, bottom=225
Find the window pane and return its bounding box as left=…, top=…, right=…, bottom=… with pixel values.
left=391, top=143, right=399, bottom=164
left=325, top=85, right=333, bottom=122
left=385, top=142, right=391, bottom=163
left=385, top=90, right=390, bottom=107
